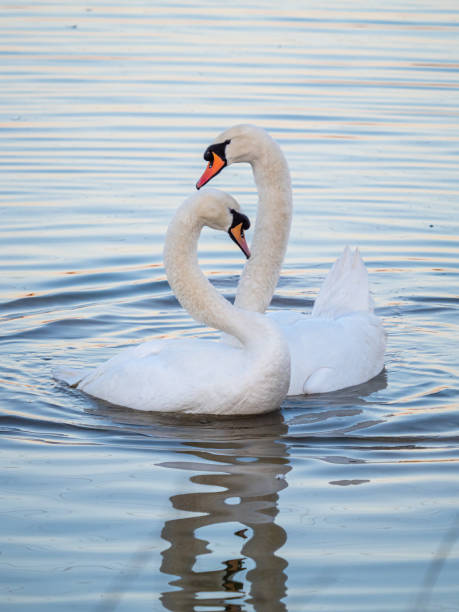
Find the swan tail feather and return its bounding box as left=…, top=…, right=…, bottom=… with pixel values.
left=53, top=366, right=91, bottom=387
left=311, top=247, right=374, bottom=318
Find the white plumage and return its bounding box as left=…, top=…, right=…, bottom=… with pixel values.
left=269, top=247, right=385, bottom=395
left=54, top=189, right=290, bottom=415
left=197, top=125, right=386, bottom=395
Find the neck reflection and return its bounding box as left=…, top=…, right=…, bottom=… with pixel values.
left=159, top=410, right=290, bottom=612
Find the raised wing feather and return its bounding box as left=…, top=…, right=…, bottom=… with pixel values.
left=311, top=247, right=374, bottom=319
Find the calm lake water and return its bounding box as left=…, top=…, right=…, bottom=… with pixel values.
left=1, top=2, right=459, bottom=611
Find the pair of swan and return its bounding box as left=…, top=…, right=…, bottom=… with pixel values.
left=56, top=125, right=385, bottom=414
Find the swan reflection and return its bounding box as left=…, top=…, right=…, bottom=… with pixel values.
left=157, top=410, right=290, bottom=612
left=90, top=372, right=387, bottom=611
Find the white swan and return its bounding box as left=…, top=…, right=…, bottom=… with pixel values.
left=196, top=124, right=386, bottom=395
left=54, top=189, right=290, bottom=415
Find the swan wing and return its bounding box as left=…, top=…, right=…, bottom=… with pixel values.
left=64, top=338, right=247, bottom=413
left=269, top=311, right=386, bottom=395
left=268, top=246, right=385, bottom=396
left=53, top=340, right=163, bottom=387
left=311, top=247, right=374, bottom=319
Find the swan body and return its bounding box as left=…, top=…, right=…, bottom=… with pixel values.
left=197, top=124, right=386, bottom=395
left=55, top=189, right=290, bottom=415
left=268, top=246, right=385, bottom=394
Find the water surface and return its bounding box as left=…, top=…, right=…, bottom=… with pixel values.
left=1, top=2, right=459, bottom=611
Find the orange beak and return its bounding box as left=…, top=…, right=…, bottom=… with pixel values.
left=229, top=223, right=251, bottom=259
left=196, top=152, right=226, bottom=189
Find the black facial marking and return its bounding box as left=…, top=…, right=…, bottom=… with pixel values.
left=229, top=209, right=250, bottom=231
left=228, top=209, right=251, bottom=258
left=203, top=139, right=231, bottom=163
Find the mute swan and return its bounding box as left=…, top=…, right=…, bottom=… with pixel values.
left=54, top=189, right=290, bottom=415
left=196, top=125, right=386, bottom=395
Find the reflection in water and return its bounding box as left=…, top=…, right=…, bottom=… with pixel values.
left=285, top=369, right=388, bottom=432
left=91, top=373, right=390, bottom=611
left=158, top=411, right=290, bottom=612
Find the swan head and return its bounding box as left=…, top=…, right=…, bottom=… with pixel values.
left=196, top=124, right=270, bottom=189
left=190, top=188, right=251, bottom=259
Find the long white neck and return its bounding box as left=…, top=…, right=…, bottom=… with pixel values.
left=164, top=201, right=280, bottom=352
left=234, top=133, right=292, bottom=313
left=163, top=196, right=291, bottom=413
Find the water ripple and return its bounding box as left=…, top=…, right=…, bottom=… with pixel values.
left=1, top=2, right=459, bottom=611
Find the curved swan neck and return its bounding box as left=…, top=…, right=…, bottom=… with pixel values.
left=234, top=130, right=292, bottom=313
left=163, top=199, right=275, bottom=349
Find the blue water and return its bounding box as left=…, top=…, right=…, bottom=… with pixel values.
left=1, top=2, right=459, bottom=610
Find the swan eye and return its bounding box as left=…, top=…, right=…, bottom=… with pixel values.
left=203, top=147, right=213, bottom=163
left=203, top=140, right=231, bottom=163
left=229, top=209, right=251, bottom=231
